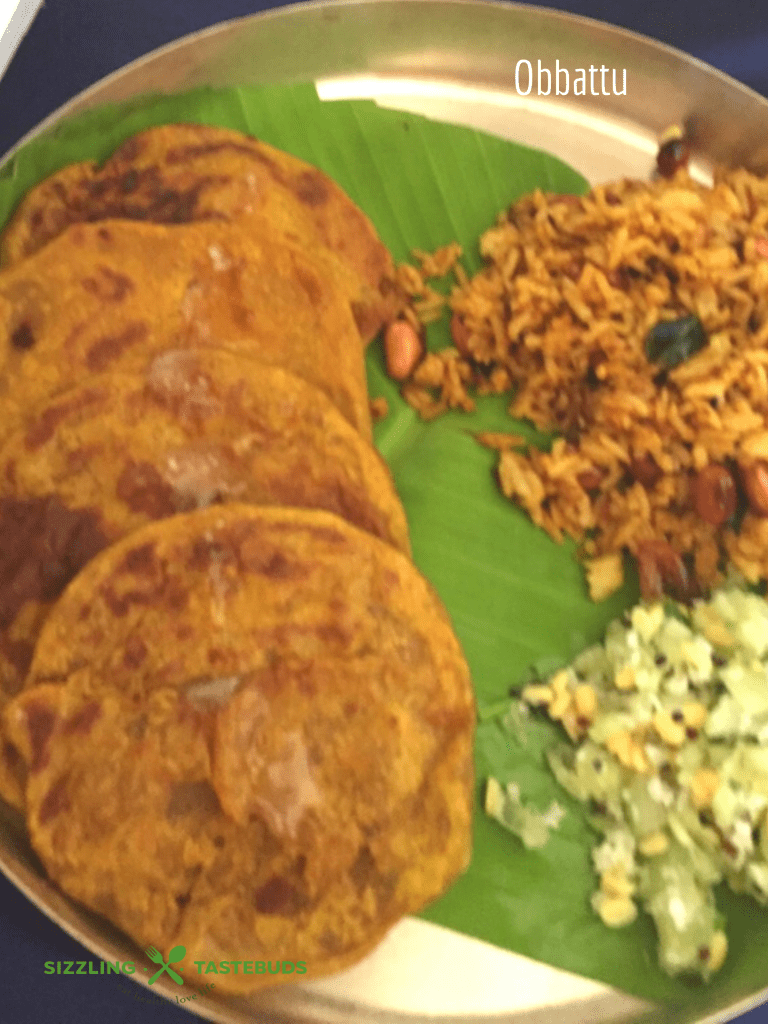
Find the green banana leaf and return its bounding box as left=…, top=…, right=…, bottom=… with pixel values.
left=1, top=82, right=767, bottom=1015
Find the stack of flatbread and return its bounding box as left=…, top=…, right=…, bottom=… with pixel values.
left=0, top=124, right=475, bottom=993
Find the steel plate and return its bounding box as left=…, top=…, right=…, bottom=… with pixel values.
left=2, top=3, right=768, bottom=1023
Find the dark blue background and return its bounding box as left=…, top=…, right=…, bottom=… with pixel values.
left=2, top=1, right=768, bottom=1022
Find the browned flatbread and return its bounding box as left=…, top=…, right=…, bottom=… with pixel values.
left=0, top=216, right=373, bottom=441
left=0, top=123, right=400, bottom=342
left=5, top=504, right=475, bottom=994
left=0, top=350, right=410, bottom=806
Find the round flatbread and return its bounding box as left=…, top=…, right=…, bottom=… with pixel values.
left=7, top=505, right=474, bottom=994
left=0, top=123, right=400, bottom=342
left=0, top=349, right=410, bottom=802
left=8, top=677, right=472, bottom=995
left=0, top=216, right=372, bottom=440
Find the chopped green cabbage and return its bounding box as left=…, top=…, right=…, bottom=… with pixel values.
left=485, top=778, right=565, bottom=849
left=487, top=586, right=768, bottom=980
